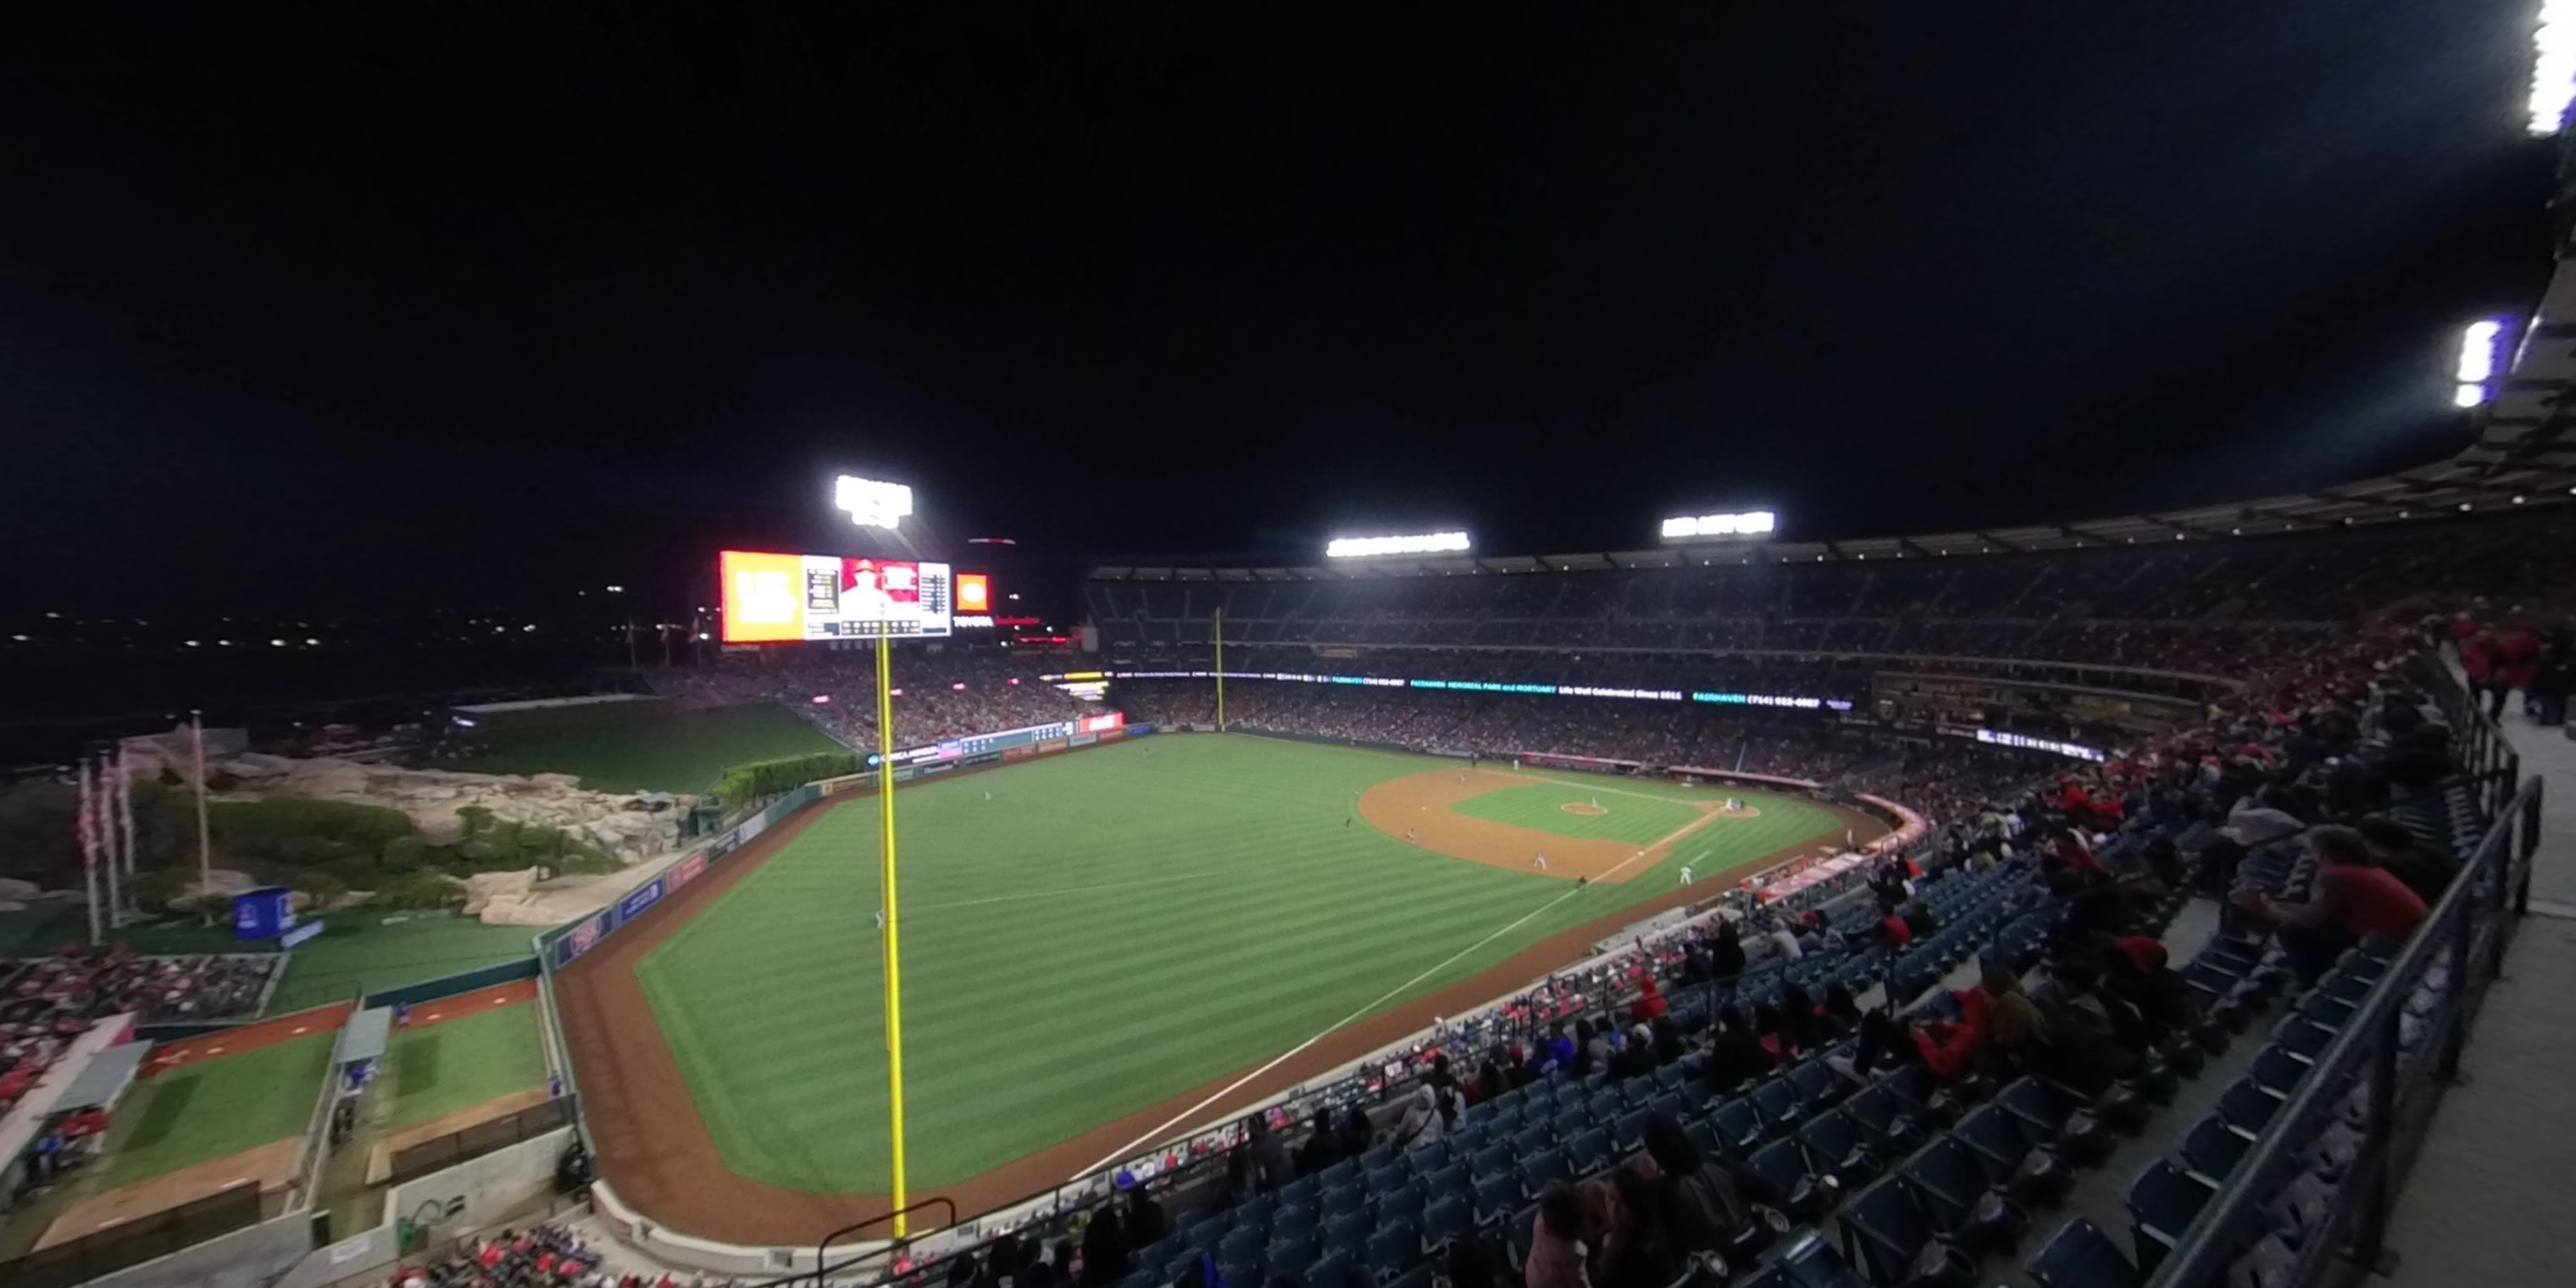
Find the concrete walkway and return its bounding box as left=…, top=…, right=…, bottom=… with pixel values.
left=2382, top=709, right=2575, bottom=1287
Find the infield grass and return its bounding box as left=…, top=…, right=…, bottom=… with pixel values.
left=97, top=1034, right=336, bottom=1187
left=636, top=734, right=1849, bottom=1193
left=448, top=702, right=841, bottom=794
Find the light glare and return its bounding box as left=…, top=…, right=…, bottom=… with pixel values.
left=834, top=475, right=914, bottom=530
left=2533, top=2, right=2576, bottom=135
left=1325, top=531, right=1471, bottom=558
left=1660, top=510, right=1778, bottom=540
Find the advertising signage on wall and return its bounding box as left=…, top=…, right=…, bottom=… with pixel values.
left=1080, top=670, right=1853, bottom=712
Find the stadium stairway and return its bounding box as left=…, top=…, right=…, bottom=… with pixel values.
left=2373, top=710, right=2576, bottom=1288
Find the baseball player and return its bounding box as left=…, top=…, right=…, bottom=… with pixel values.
left=1679, top=865, right=1695, bottom=886
left=1534, top=851, right=1549, bottom=871
left=1407, top=826, right=1418, bottom=842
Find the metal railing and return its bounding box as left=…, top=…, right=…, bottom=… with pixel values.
left=2147, top=705, right=2545, bottom=1282
left=0, top=1185, right=264, bottom=1288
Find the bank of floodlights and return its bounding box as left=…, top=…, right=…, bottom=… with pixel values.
left=2455, top=319, right=2507, bottom=408
left=2534, top=1, right=2576, bottom=136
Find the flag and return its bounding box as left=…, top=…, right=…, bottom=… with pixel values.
left=76, top=759, right=103, bottom=945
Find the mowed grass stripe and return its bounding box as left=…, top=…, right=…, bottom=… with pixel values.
left=637, top=736, right=1849, bottom=1191
left=97, top=1034, right=337, bottom=1186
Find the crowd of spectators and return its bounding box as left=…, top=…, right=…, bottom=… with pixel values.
left=1089, top=508, right=2576, bottom=681
left=903, top=591, right=2495, bottom=1288
left=375, top=1224, right=603, bottom=1288
left=647, top=650, right=1098, bottom=747
left=2, top=946, right=277, bottom=1114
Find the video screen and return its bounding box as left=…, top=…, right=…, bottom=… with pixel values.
left=719, top=550, right=954, bottom=642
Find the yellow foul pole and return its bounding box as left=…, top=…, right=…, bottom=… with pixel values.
left=1214, top=608, right=1225, bottom=731
left=876, top=633, right=909, bottom=1235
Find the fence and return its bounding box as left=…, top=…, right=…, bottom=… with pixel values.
left=2147, top=658, right=2543, bottom=1285
left=386, top=1096, right=580, bottom=1186
left=0, top=1184, right=263, bottom=1288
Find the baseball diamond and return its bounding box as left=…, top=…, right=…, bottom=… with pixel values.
left=554, top=733, right=1879, bottom=1242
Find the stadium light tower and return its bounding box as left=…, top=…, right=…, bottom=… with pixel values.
left=2455, top=319, right=2507, bottom=408
left=2533, top=1, right=2576, bottom=135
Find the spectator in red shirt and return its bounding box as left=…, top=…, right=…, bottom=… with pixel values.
left=2235, top=824, right=2429, bottom=981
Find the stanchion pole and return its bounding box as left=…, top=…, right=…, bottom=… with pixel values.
left=878, top=633, right=909, bottom=1235
left=1215, top=608, right=1225, bottom=731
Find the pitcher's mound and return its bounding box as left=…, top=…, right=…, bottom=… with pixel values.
left=1559, top=802, right=1609, bottom=816
left=1714, top=805, right=1763, bottom=818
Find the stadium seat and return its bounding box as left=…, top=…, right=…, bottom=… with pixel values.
left=1381, top=1262, right=1433, bottom=1288
left=1323, top=1184, right=1368, bottom=1219
left=1365, top=1163, right=1409, bottom=1195
left=1794, top=1108, right=1878, bottom=1191
left=2179, top=1114, right=2250, bottom=1185
left=1271, top=1202, right=1318, bottom=1236
left=1562, top=1126, right=1610, bottom=1175
left=1420, top=1196, right=1475, bottom=1253
left=1840, top=1085, right=1926, bottom=1158
left=1469, top=1142, right=1512, bottom=1178
left=1785, top=1058, right=1846, bottom=1109
left=1374, top=1184, right=1426, bottom=1227
left=1219, top=1259, right=1263, bottom=1288
left=1304, top=1249, right=1358, bottom=1288
left=1473, top=1174, right=1520, bottom=1227
left=2249, top=1046, right=2312, bottom=1097
left=1683, top=1115, right=1721, bottom=1159
left=1510, top=1124, right=1554, bottom=1156
left=1323, top=1210, right=1373, bottom=1255
left=1365, top=1223, right=1423, bottom=1280
left=2024, top=1216, right=2141, bottom=1288
left=1708, top=1099, right=1767, bottom=1153
left=2215, top=1077, right=2281, bottom=1136
left=1900, top=1136, right=2025, bottom=1253
left=1840, top=1174, right=1969, bottom=1288
left=1419, top=1162, right=1468, bottom=1199
left=2124, top=1160, right=2215, bottom=1275
left=1610, top=1109, right=1651, bottom=1153
left=1268, top=1233, right=1321, bottom=1277
left=1954, top=1102, right=2068, bottom=1207
left=1516, top=1146, right=1571, bottom=1197
left=1747, top=1135, right=1823, bottom=1219
left=1749, top=1076, right=1807, bottom=1134
left=1218, top=1227, right=1266, bottom=1266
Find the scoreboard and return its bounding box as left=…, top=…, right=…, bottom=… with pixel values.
left=719, top=550, right=956, bottom=642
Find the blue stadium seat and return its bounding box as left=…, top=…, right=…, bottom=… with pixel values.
left=1362, top=1144, right=1398, bottom=1173
left=1322, top=1184, right=1367, bottom=1219
left=2215, top=1078, right=2281, bottom=1136
left=1509, top=1124, right=1553, bottom=1157
left=2249, top=1047, right=2311, bottom=1098
left=1364, top=1223, right=1423, bottom=1280
left=1750, top=1076, right=1807, bottom=1134
left=1304, top=1248, right=1358, bottom=1288
left=1472, top=1174, right=1520, bottom=1227
left=1708, top=1100, right=1767, bottom=1153
left=1747, top=1135, right=1821, bottom=1219
left=1374, top=1184, right=1426, bottom=1227
left=1610, top=1109, right=1651, bottom=1154
left=1840, top=1175, right=1968, bottom=1288
left=1683, top=1115, right=1720, bottom=1160
left=1468, top=1142, right=1512, bottom=1179
left=1418, top=1162, right=1468, bottom=1199
left=1900, top=1136, right=2025, bottom=1254
left=1794, top=1108, right=1879, bottom=1191
left=1364, top=1163, right=1409, bottom=1195
left=1270, top=1202, right=1318, bottom=1236
left=1382, top=1262, right=1433, bottom=1288
left=1217, top=1227, right=1266, bottom=1267
left=2024, top=1216, right=2141, bottom=1288
left=2179, top=1114, right=2250, bottom=1185
left=1562, top=1126, right=1610, bottom=1176
left=1267, top=1233, right=1321, bottom=1277
left=1420, top=1196, right=1475, bottom=1253
left=1516, top=1146, right=1571, bottom=1198
left=2124, top=1160, right=2214, bottom=1275
left=1840, top=1085, right=1924, bottom=1158
left=1322, top=1210, right=1373, bottom=1255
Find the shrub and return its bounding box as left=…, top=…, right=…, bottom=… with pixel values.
left=291, top=869, right=348, bottom=907
left=371, top=871, right=464, bottom=909
left=380, top=836, right=430, bottom=870
left=714, top=751, right=862, bottom=808
left=132, top=869, right=191, bottom=911
left=210, top=797, right=414, bottom=864
left=555, top=845, right=622, bottom=875
left=456, top=805, right=497, bottom=838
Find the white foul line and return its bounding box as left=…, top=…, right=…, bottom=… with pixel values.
left=1073, top=847, right=1655, bottom=1177
left=902, top=871, right=1218, bottom=913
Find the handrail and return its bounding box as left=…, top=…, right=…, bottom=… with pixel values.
left=804, top=1196, right=959, bottom=1288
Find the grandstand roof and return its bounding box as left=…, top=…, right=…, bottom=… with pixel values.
left=1097, top=259, right=2576, bottom=582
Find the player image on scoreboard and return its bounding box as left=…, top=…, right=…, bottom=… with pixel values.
left=719, top=549, right=954, bottom=641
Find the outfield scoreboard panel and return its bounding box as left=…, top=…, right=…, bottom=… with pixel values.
left=719, top=550, right=953, bottom=642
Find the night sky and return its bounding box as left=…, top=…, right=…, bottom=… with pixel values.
left=0, top=3, right=2553, bottom=612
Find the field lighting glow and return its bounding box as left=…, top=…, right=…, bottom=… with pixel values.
left=1660, top=510, right=1778, bottom=540
left=1325, top=531, right=1471, bottom=558
left=2534, top=1, right=2576, bottom=135
left=834, top=475, right=913, bottom=530
left=2455, top=319, right=2507, bottom=408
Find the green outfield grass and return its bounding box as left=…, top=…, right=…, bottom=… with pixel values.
left=96, top=1034, right=336, bottom=1186
left=636, top=734, right=1849, bottom=1193
left=386, top=1003, right=550, bottom=1130
left=451, top=702, right=842, bottom=794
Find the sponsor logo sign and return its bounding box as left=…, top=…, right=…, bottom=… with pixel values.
left=669, top=852, right=708, bottom=890
left=619, top=879, right=665, bottom=920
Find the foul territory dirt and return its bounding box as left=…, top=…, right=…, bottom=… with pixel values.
left=557, top=783, right=1884, bottom=1246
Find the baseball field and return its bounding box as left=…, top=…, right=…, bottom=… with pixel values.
left=558, top=731, right=1879, bottom=1243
